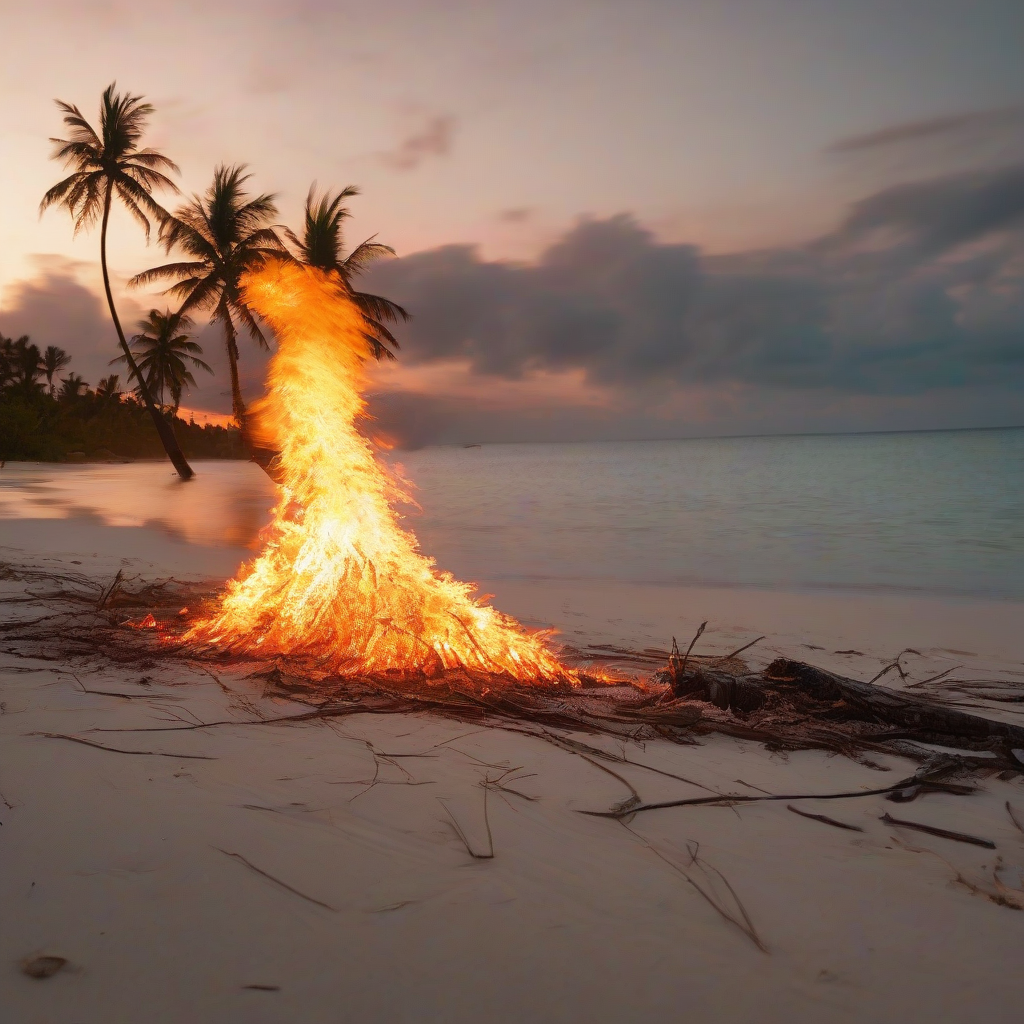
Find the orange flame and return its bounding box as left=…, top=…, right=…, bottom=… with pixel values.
left=185, top=260, right=573, bottom=685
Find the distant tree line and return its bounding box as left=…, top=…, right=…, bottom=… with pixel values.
left=11, top=83, right=408, bottom=476
left=0, top=332, right=242, bottom=462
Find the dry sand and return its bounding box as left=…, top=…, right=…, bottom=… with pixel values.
left=2, top=518, right=1023, bottom=1023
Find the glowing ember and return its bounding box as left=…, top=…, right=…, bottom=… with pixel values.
left=185, top=260, right=573, bottom=685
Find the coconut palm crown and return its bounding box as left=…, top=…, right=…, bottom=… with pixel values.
left=39, top=83, right=194, bottom=480
left=42, top=345, right=71, bottom=397
left=282, top=184, right=409, bottom=360
left=114, top=309, right=212, bottom=414
left=130, top=164, right=286, bottom=430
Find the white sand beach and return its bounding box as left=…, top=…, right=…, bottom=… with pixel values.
left=2, top=517, right=1024, bottom=1023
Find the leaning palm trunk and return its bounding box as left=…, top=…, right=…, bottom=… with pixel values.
left=220, top=303, right=246, bottom=431
left=101, top=188, right=194, bottom=481
left=218, top=300, right=280, bottom=477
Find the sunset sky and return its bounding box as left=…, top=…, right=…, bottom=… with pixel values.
left=3, top=0, right=1024, bottom=445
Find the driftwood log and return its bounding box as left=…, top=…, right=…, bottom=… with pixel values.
left=664, top=657, right=1024, bottom=764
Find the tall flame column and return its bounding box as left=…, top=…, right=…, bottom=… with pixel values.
left=186, top=260, right=570, bottom=684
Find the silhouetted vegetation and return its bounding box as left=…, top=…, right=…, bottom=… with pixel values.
left=4, top=85, right=410, bottom=473
left=0, top=387, right=243, bottom=463
left=114, top=308, right=212, bottom=413
left=1, top=334, right=240, bottom=462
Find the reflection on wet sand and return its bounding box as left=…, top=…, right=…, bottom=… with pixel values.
left=0, top=461, right=276, bottom=548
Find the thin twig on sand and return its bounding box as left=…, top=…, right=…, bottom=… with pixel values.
left=214, top=848, right=336, bottom=911
left=880, top=812, right=995, bottom=849
left=69, top=672, right=179, bottom=702
left=625, top=826, right=768, bottom=953
left=787, top=804, right=865, bottom=832
left=584, top=777, right=935, bottom=819
left=576, top=753, right=641, bottom=816
left=905, top=666, right=961, bottom=689
left=673, top=621, right=708, bottom=678
left=892, top=837, right=1024, bottom=911
left=32, top=732, right=216, bottom=760
left=717, top=636, right=766, bottom=662
left=96, top=570, right=124, bottom=610
left=868, top=648, right=921, bottom=685
left=482, top=767, right=538, bottom=804
left=439, top=792, right=495, bottom=859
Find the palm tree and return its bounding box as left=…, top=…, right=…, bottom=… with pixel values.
left=282, top=183, right=409, bottom=360
left=114, top=309, right=211, bottom=414
left=95, top=374, right=123, bottom=402
left=42, top=345, right=71, bottom=397
left=1, top=336, right=45, bottom=395
left=131, top=164, right=285, bottom=435
left=39, top=83, right=195, bottom=480
left=58, top=373, right=89, bottom=401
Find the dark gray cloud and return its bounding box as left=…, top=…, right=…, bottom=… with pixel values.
left=0, top=257, right=142, bottom=388
left=378, top=114, right=456, bottom=172
left=8, top=160, right=1024, bottom=448
left=366, top=165, right=1024, bottom=398
left=828, top=106, right=1024, bottom=154
left=837, top=164, right=1024, bottom=254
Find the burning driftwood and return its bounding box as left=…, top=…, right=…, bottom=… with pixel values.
left=3, top=266, right=1021, bottom=783
left=4, top=557, right=1023, bottom=784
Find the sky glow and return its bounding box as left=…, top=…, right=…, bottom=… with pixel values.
left=3, top=1, right=1024, bottom=441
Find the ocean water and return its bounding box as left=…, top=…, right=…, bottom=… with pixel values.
left=1, top=428, right=1022, bottom=600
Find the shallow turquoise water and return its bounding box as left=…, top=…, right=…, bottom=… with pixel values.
left=2, top=427, right=1022, bottom=600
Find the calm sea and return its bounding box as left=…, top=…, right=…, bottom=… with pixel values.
left=2, top=428, right=1022, bottom=600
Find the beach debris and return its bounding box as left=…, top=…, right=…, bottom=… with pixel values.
left=214, top=847, right=337, bottom=911
left=867, top=649, right=921, bottom=685
left=439, top=791, right=495, bottom=859
left=582, top=774, right=950, bottom=820
left=627, top=831, right=767, bottom=953
left=20, top=955, right=68, bottom=979
left=880, top=812, right=996, bottom=849
left=481, top=766, right=539, bottom=804
left=719, top=636, right=766, bottom=662
left=786, top=805, right=865, bottom=832
left=32, top=731, right=216, bottom=760
left=886, top=779, right=976, bottom=803
left=4, top=555, right=1023, bottom=782
left=668, top=620, right=707, bottom=687
left=242, top=984, right=281, bottom=992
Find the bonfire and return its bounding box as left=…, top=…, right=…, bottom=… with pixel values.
left=4, top=260, right=1021, bottom=797
left=184, top=260, right=573, bottom=685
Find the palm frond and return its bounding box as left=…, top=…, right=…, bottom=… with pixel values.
left=342, top=237, right=397, bottom=275
left=128, top=261, right=208, bottom=288
left=39, top=172, right=85, bottom=212
left=352, top=289, right=409, bottom=324
left=114, top=185, right=154, bottom=238
left=231, top=299, right=269, bottom=348
left=129, top=148, right=181, bottom=174
left=360, top=315, right=400, bottom=356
